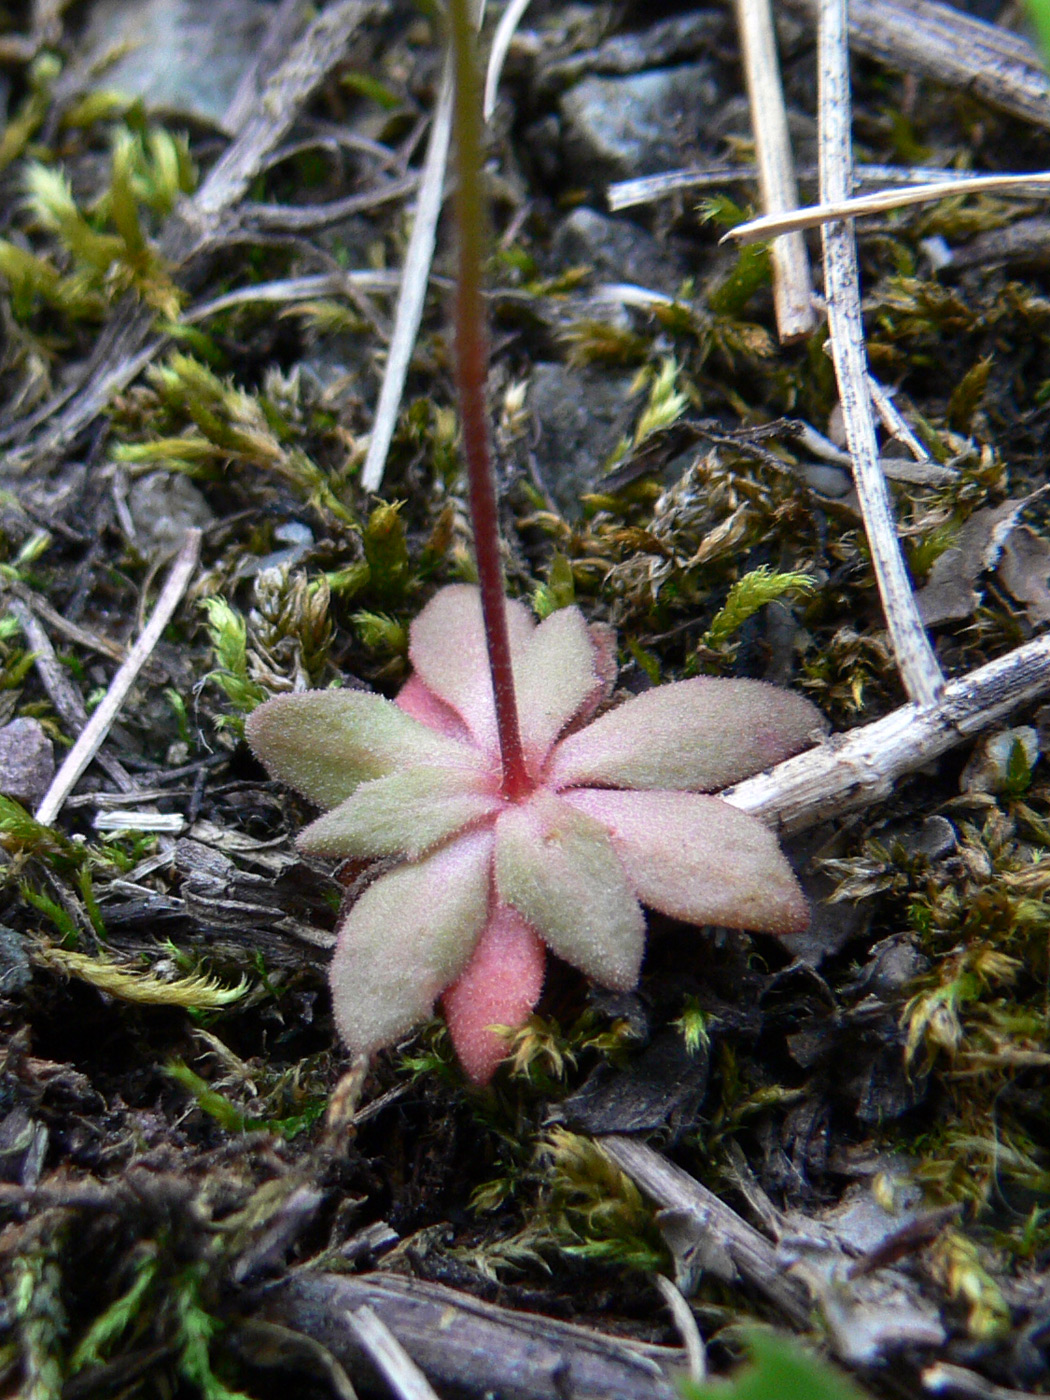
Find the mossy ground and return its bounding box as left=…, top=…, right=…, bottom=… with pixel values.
left=2, top=2, right=1050, bottom=1396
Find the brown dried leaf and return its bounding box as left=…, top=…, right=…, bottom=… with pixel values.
left=997, top=524, right=1050, bottom=624
left=916, top=498, right=1030, bottom=625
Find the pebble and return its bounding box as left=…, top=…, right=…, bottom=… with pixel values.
left=0, top=718, right=54, bottom=807
left=551, top=206, right=686, bottom=294
left=76, top=0, right=272, bottom=128
left=559, top=63, right=718, bottom=184
left=528, top=362, right=637, bottom=515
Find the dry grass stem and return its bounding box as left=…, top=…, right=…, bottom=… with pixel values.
left=347, top=1307, right=441, bottom=1400
left=239, top=173, right=420, bottom=234
left=607, top=162, right=1033, bottom=211
left=602, top=1136, right=811, bottom=1325
left=34, top=529, right=201, bottom=826
left=221, top=0, right=309, bottom=137
left=867, top=375, right=932, bottom=464
left=272, top=1273, right=682, bottom=1398
left=182, top=271, right=406, bottom=325
left=783, top=0, right=1050, bottom=134
left=10, top=585, right=126, bottom=664
left=732, top=0, right=816, bottom=341
left=725, top=633, right=1050, bottom=833
left=8, top=597, right=135, bottom=794
left=484, top=0, right=534, bottom=121
left=360, top=54, right=455, bottom=493
left=817, top=0, right=943, bottom=709
left=724, top=169, right=1050, bottom=245
left=651, top=1274, right=706, bottom=1384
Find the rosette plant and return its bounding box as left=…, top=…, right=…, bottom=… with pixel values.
left=246, top=1, right=826, bottom=1085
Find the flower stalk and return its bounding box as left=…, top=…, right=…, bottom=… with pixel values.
left=448, top=0, right=530, bottom=801
left=244, top=5, right=827, bottom=1085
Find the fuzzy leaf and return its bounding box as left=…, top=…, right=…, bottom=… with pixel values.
left=549, top=678, right=825, bottom=793
left=515, top=604, right=600, bottom=770
left=297, top=764, right=501, bottom=860
left=442, top=904, right=546, bottom=1084
left=330, top=829, right=493, bottom=1057
left=494, top=789, right=645, bottom=988
left=245, top=690, right=483, bottom=810
left=396, top=673, right=472, bottom=742
left=564, top=788, right=808, bottom=934
left=408, top=585, right=535, bottom=757
left=408, top=586, right=601, bottom=768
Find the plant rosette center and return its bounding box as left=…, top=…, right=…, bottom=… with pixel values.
left=247, top=584, right=826, bottom=1084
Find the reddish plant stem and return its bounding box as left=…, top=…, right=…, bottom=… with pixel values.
left=448, top=0, right=530, bottom=801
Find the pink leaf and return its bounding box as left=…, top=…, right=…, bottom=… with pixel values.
left=408, top=585, right=535, bottom=758
left=575, top=621, right=619, bottom=726
left=548, top=678, right=826, bottom=793
left=408, top=586, right=605, bottom=772
left=246, top=690, right=482, bottom=810
left=514, top=605, right=599, bottom=772
left=442, top=904, right=546, bottom=1085
left=564, top=788, right=808, bottom=934
left=396, top=674, right=472, bottom=743
left=297, top=764, right=501, bottom=860
left=329, top=829, right=493, bottom=1059
left=494, top=789, right=645, bottom=988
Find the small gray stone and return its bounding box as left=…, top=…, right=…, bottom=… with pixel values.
left=800, top=463, right=853, bottom=498
left=128, top=471, right=215, bottom=554
left=960, top=725, right=1039, bottom=794
left=559, top=63, right=718, bottom=184
left=0, top=719, right=54, bottom=806
left=904, top=815, right=957, bottom=861
left=77, top=0, right=272, bottom=128
left=529, top=362, right=637, bottom=516
left=552, top=207, right=687, bottom=295
left=0, top=923, right=31, bottom=996
left=853, top=934, right=930, bottom=999
left=0, top=924, right=30, bottom=1002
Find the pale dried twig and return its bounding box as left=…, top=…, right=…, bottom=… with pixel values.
left=360, top=53, right=455, bottom=493
left=34, top=530, right=202, bottom=827
left=817, top=0, right=943, bottom=709
left=650, top=1275, right=706, bottom=1384
left=221, top=0, right=308, bottom=136
left=182, top=271, right=405, bottom=325
left=922, top=1361, right=1036, bottom=1400
left=790, top=420, right=952, bottom=485
left=732, top=0, right=815, bottom=341
left=271, top=1272, right=680, bottom=1400
left=347, top=1307, right=442, bottom=1400
left=606, top=1137, right=946, bottom=1361
left=867, top=375, right=931, bottom=464
left=361, top=1, right=495, bottom=494
left=7, top=597, right=135, bottom=796
left=93, top=812, right=186, bottom=834
left=9, top=585, right=126, bottom=664
left=724, top=169, right=1050, bottom=244
left=601, top=1136, right=811, bottom=1326
left=607, top=162, right=1044, bottom=212
left=782, top=0, right=1050, bottom=135
left=238, top=174, right=418, bottom=233
left=724, top=633, right=1050, bottom=834
left=185, top=1, right=376, bottom=236
left=483, top=0, right=534, bottom=121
